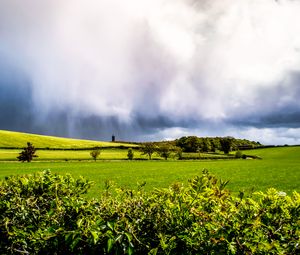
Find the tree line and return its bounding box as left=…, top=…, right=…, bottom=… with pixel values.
left=17, top=136, right=262, bottom=162
left=175, top=136, right=261, bottom=153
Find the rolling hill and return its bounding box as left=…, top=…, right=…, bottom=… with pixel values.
left=0, top=130, right=136, bottom=149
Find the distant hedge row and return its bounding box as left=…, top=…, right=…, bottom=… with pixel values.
left=0, top=146, right=136, bottom=151
left=0, top=170, right=299, bottom=254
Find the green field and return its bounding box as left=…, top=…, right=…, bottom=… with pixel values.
left=0, top=148, right=145, bottom=161
left=0, top=146, right=299, bottom=198
left=0, top=148, right=225, bottom=161
left=0, top=130, right=136, bottom=149
left=0, top=130, right=299, bottom=197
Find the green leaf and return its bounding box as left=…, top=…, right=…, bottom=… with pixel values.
left=128, top=245, right=134, bottom=255
left=107, top=221, right=114, bottom=230
left=91, top=231, right=98, bottom=244
left=107, top=238, right=114, bottom=252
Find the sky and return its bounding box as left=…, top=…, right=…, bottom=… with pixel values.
left=1, top=0, right=300, bottom=144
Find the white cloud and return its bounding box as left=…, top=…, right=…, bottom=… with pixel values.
left=1, top=0, right=300, bottom=143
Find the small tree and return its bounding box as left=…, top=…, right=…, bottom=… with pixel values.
left=176, top=147, right=183, bottom=160
left=157, top=143, right=172, bottom=160
left=140, top=142, right=156, bottom=160
left=127, top=148, right=134, bottom=160
left=90, top=147, right=101, bottom=161
left=17, top=142, right=38, bottom=162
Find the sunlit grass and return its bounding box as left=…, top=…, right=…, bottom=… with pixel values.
left=0, top=146, right=299, bottom=198
left=0, top=130, right=137, bottom=149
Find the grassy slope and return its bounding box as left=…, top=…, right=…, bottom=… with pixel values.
left=0, top=146, right=299, bottom=198
left=0, top=148, right=148, bottom=161
left=0, top=130, right=136, bottom=149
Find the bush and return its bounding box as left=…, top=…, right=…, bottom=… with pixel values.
left=90, top=147, right=101, bottom=161
left=0, top=170, right=299, bottom=254
left=127, top=148, right=134, bottom=160
left=235, top=150, right=243, bottom=158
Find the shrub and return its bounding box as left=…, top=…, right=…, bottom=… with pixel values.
left=0, top=170, right=94, bottom=254
left=127, top=148, right=134, bottom=160
left=0, top=170, right=299, bottom=254
left=90, top=147, right=101, bottom=161
left=235, top=150, right=243, bottom=158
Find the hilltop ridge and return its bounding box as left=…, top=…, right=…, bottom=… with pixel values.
left=0, top=130, right=136, bottom=149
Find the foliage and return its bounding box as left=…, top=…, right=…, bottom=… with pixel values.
left=175, top=147, right=183, bottom=160
left=157, top=143, right=174, bottom=160
left=90, top=147, right=101, bottom=161
left=17, top=142, right=38, bottom=162
left=0, top=170, right=93, bottom=254
left=220, top=137, right=233, bottom=154
left=140, top=142, right=157, bottom=160
left=0, top=170, right=299, bottom=254
left=176, top=136, right=261, bottom=153
left=176, top=136, right=201, bottom=152
left=235, top=150, right=243, bottom=158
left=127, top=148, right=134, bottom=160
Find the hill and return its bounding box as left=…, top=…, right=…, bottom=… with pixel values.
left=0, top=130, right=137, bottom=149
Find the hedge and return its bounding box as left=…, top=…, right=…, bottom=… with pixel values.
left=0, top=170, right=299, bottom=254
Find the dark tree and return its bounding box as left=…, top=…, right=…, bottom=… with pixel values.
left=200, top=138, right=211, bottom=152
left=127, top=148, right=134, bottom=160
left=140, top=142, right=156, bottom=160
left=176, top=136, right=261, bottom=153
left=176, top=136, right=201, bottom=152
left=220, top=137, right=233, bottom=154
left=17, top=142, right=38, bottom=162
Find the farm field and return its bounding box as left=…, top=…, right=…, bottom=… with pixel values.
left=0, top=148, right=228, bottom=161
left=0, top=148, right=145, bottom=161
left=0, top=146, right=299, bottom=198
left=0, top=129, right=136, bottom=149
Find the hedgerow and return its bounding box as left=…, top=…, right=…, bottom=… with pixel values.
left=0, top=170, right=299, bottom=254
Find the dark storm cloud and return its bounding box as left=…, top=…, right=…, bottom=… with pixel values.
left=0, top=60, right=34, bottom=132
left=227, top=71, right=300, bottom=129
left=1, top=0, right=300, bottom=144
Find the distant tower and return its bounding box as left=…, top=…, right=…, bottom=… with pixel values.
left=112, top=134, right=115, bottom=142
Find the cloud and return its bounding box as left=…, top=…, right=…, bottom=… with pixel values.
left=0, top=0, right=300, bottom=144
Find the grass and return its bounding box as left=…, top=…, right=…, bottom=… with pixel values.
left=0, top=146, right=299, bottom=198
left=0, top=148, right=156, bottom=161
left=0, top=130, right=137, bottom=149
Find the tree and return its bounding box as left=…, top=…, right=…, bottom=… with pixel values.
left=127, top=148, right=134, bottom=160
left=176, top=136, right=201, bottom=152
left=17, top=142, right=38, bottom=162
left=90, top=147, right=101, bottom=161
left=176, top=147, right=183, bottom=160
left=220, top=137, right=233, bottom=154
left=140, top=142, right=156, bottom=160
left=157, top=143, right=172, bottom=160
left=200, top=138, right=211, bottom=152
